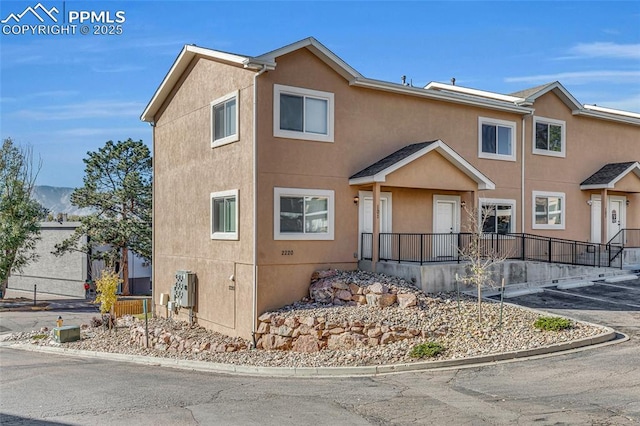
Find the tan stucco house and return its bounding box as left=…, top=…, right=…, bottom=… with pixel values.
left=141, top=37, right=640, bottom=339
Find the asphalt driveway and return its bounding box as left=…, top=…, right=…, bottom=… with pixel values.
left=490, top=276, right=640, bottom=339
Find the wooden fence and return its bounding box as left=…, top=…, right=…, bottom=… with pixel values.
left=113, top=298, right=151, bottom=317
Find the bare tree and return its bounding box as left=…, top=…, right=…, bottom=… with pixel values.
left=457, top=204, right=511, bottom=322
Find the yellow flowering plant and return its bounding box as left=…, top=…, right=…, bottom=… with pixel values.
left=94, top=268, right=120, bottom=314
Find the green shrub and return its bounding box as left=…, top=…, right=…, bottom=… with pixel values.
left=409, top=341, right=445, bottom=358
left=534, top=316, right=572, bottom=331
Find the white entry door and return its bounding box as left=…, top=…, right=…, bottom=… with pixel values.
left=359, top=192, right=392, bottom=259
left=608, top=196, right=626, bottom=244
left=433, top=195, right=460, bottom=257
left=590, top=195, right=626, bottom=244
left=590, top=196, right=602, bottom=243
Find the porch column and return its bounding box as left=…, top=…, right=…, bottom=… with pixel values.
left=371, top=182, right=381, bottom=272
left=601, top=188, right=608, bottom=243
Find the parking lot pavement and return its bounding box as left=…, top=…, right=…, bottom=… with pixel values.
left=492, top=277, right=640, bottom=339
left=0, top=293, right=100, bottom=334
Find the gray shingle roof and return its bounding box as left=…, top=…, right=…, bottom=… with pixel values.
left=510, top=82, right=556, bottom=99
left=580, top=162, right=638, bottom=186
left=349, top=141, right=437, bottom=179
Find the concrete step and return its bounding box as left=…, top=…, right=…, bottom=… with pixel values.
left=604, top=274, right=638, bottom=283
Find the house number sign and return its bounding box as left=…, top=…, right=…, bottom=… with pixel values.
left=281, top=250, right=294, bottom=256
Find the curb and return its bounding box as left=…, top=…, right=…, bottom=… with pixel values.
left=0, top=327, right=624, bottom=378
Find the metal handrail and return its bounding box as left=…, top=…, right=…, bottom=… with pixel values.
left=361, top=232, right=623, bottom=268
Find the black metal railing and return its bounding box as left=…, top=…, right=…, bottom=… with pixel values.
left=606, top=228, right=640, bottom=264
left=360, top=231, right=634, bottom=268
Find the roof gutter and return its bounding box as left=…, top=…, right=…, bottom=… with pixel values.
left=573, top=109, right=640, bottom=127
left=351, top=78, right=534, bottom=115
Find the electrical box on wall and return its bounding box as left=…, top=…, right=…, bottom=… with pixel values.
left=171, top=270, right=196, bottom=307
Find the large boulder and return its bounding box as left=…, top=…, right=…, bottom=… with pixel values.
left=309, top=279, right=334, bottom=303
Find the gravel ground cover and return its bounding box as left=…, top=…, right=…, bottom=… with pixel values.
left=2, top=271, right=608, bottom=368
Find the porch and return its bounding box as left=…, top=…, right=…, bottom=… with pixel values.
left=359, top=230, right=640, bottom=293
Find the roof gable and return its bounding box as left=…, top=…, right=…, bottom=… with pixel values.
left=349, top=140, right=495, bottom=190
left=511, top=81, right=582, bottom=111
left=249, top=37, right=363, bottom=81
left=580, top=162, right=640, bottom=189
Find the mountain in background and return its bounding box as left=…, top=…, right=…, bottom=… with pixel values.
left=32, top=185, right=92, bottom=217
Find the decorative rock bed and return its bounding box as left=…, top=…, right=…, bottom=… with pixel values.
left=3, top=269, right=609, bottom=368
left=254, top=269, right=422, bottom=352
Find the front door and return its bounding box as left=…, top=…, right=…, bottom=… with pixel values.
left=590, top=196, right=602, bottom=243
left=433, top=195, right=460, bottom=257
left=590, top=195, right=626, bottom=244
left=359, top=192, right=392, bottom=259
left=608, top=197, right=626, bottom=244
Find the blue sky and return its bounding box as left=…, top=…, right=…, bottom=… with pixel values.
left=1, top=1, right=639, bottom=188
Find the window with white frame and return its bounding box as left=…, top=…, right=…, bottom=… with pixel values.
left=274, top=187, right=335, bottom=240
left=273, top=84, right=334, bottom=143
left=479, top=198, right=516, bottom=234
left=532, top=191, right=565, bottom=230
left=211, top=91, right=239, bottom=147
left=211, top=189, right=238, bottom=240
left=533, top=116, right=565, bottom=157
left=478, top=117, right=516, bottom=161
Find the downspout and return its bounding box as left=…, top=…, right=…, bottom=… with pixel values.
left=520, top=111, right=534, bottom=233
left=521, top=115, right=526, bottom=233
left=252, top=65, right=269, bottom=348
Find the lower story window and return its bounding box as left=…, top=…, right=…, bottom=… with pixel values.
left=532, top=191, right=565, bottom=230
left=480, top=199, right=515, bottom=234
left=211, top=189, right=238, bottom=240
left=274, top=187, right=334, bottom=240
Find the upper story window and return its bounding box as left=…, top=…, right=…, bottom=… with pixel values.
left=211, top=189, right=238, bottom=240
left=273, top=84, right=334, bottom=143
left=532, top=191, right=565, bottom=230
left=533, top=116, right=565, bottom=157
left=211, top=91, right=239, bottom=148
left=480, top=198, right=516, bottom=234
left=478, top=117, right=516, bottom=161
left=274, top=187, right=335, bottom=240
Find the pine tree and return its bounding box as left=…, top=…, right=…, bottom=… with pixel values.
left=55, top=139, right=152, bottom=296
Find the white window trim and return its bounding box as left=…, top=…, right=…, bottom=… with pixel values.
left=532, top=191, right=565, bottom=230
left=273, top=84, right=335, bottom=143
left=478, top=117, right=517, bottom=161
left=274, top=187, right=335, bottom=240
left=479, top=198, right=517, bottom=233
left=210, top=189, right=239, bottom=240
left=532, top=116, right=566, bottom=158
left=211, top=90, right=239, bottom=148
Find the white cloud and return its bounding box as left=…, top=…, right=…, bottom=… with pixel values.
left=91, top=65, right=145, bottom=73
left=12, top=100, right=145, bottom=120
left=505, top=70, right=640, bottom=85
left=566, top=42, right=640, bottom=59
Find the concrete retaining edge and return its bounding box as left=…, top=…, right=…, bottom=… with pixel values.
left=1, top=327, right=623, bottom=378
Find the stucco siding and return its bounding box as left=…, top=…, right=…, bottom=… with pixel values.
left=152, top=56, right=256, bottom=337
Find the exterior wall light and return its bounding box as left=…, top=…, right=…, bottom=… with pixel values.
left=353, top=196, right=359, bottom=205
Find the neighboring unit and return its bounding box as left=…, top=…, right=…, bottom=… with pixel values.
left=141, top=37, right=640, bottom=340
left=7, top=222, right=152, bottom=297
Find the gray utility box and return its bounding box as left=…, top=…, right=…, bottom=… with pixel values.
left=54, top=326, right=81, bottom=343
left=172, top=270, right=196, bottom=307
